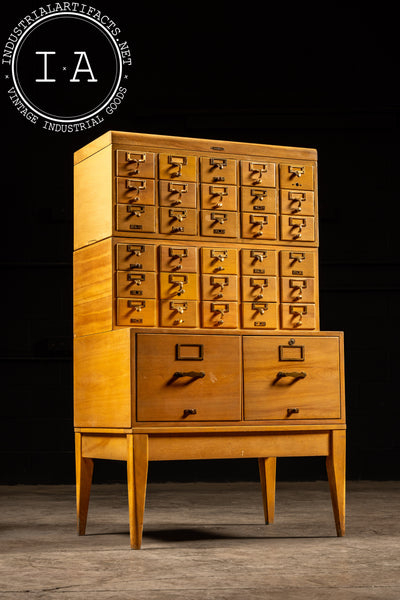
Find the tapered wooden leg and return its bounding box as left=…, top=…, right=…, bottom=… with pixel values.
left=127, top=434, right=149, bottom=549
left=326, top=429, right=346, bottom=537
left=75, top=432, right=94, bottom=536
left=258, top=457, right=277, bottom=524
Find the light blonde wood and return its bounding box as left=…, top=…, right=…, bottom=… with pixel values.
left=259, top=457, right=277, bottom=524
left=74, top=144, right=113, bottom=250
left=127, top=434, right=148, bottom=549
left=73, top=238, right=113, bottom=337
left=74, top=329, right=132, bottom=428
left=326, top=429, right=346, bottom=536
left=82, top=434, right=128, bottom=460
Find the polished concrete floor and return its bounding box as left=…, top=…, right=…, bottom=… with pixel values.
left=0, top=480, right=399, bottom=599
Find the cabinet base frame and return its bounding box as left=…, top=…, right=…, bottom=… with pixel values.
left=75, top=426, right=346, bottom=549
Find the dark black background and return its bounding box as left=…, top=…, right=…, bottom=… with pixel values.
left=1, top=2, right=398, bottom=484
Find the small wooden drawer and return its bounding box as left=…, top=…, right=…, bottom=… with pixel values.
left=159, top=245, right=198, bottom=273
left=279, top=163, right=314, bottom=190
left=200, top=210, right=239, bottom=238
left=200, top=184, right=238, bottom=211
left=280, top=303, right=316, bottom=330
left=201, top=274, right=239, bottom=301
left=279, top=250, right=316, bottom=277
left=241, top=302, right=278, bottom=329
left=280, top=215, right=315, bottom=242
left=116, top=205, right=156, bottom=233
left=159, top=181, right=197, bottom=208
left=241, top=187, right=277, bottom=213
left=241, top=276, right=278, bottom=302
left=241, top=213, right=277, bottom=240
left=159, top=299, right=199, bottom=328
left=116, top=177, right=155, bottom=205
left=159, top=272, right=198, bottom=300
left=241, top=248, right=278, bottom=276
left=115, top=243, right=156, bottom=271
left=201, top=301, right=239, bottom=328
left=200, top=156, right=237, bottom=185
left=117, top=298, right=157, bottom=327
left=159, top=153, right=197, bottom=182
left=116, top=271, right=157, bottom=299
left=136, top=333, right=242, bottom=421
left=280, top=277, right=315, bottom=303
left=243, top=335, right=342, bottom=420
left=159, top=207, right=197, bottom=236
left=280, top=190, right=314, bottom=216
left=116, top=150, right=155, bottom=178
left=240, top=160, right=276, bottom=187
left=201, top=247, right=238, bottom=274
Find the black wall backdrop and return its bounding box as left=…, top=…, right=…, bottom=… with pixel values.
left=1, top=2, right=398, bottom=484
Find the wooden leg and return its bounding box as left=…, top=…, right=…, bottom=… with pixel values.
left=75, top=432, right=94, bottom=536
left=258, top=457, right=277, bottom=524
left=326, top=429, right=346, bottom=537
left=127, top=434, right=149, bottom=550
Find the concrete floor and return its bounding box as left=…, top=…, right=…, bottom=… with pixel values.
left=0, top=480, right=399, bottom=599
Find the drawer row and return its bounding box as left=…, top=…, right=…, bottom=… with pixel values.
left=117, top=178, right=315, bottom=216
left=116, top=205, right=316, bottom=242
left=116, top=150, right=315, bottom=190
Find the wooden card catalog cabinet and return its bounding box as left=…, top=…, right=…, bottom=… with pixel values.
left=73, top=131, right=346, bottom=549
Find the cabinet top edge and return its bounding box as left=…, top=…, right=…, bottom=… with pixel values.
left=73, top=130, right=318, bottom=165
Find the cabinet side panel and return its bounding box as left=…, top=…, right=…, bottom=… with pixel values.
left=74, top=145, right=113, bottom=250
left=74, top=329, right=132, bottom=428
left=73, top=239, right=113, bottom=336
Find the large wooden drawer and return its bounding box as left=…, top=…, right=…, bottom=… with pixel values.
left=243, top=335, right=342, bottom=420
left=136, top=334, right=242, bottom=421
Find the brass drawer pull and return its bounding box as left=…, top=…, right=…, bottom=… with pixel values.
left=125, top=153, right=146, bottom=174
left=211, top=249, right=228, bottom=263
left=288, top=165, right=305, bottom=177
left=289, top=251, right=306, bottom=263
left=174, top=372, right=205, bottom=379
left=250, top=249, right=267, bottom=262
left=289, top=217, right=306, bottom=239
left=249, top=162, right=268, bottom=184
left=210, top=158, right=227, bottom=169
left=289, top=191, right=306, bottom=213
left=169, top=209, right=187, bottom=222
left=277, top=371, right=307, bottom=379
left=183, top=408, right=198, bottom=417
left=127, top=244, right=145, bottom=256
left=168, top=155, right=187, bottom=177
left=211, top=211, right=227, bottom=224
left=252, top=301, right=268, bottom=315
left=251, top=188, right=268, bottom=201
left=287, top=408, right=300, bottom=416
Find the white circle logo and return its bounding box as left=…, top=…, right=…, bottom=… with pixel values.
left=2, top=5, right=132, bottom=132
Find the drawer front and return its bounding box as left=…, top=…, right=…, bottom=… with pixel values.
left=136, top=334, right=242, bottom=421
left=159, top=272, right=198, bottom=300
left=280, top=190, right=314, bottom=216
left=200, top=210, right=238, bottom=238
left=117, top=298, right=157, bottom=327
left=241, top=276, right=278, bottom=302
left=242, top=302, right=278, bottom=329
left=116, top=271, right=157, bottom=298
left=116, top=205, right=156, bottom=233
left=279, top=250, right=316, bottom=277
left=116, top=243, right=156, bottom=271
left=280, top=277, right=315, bottom=303
left=241, top=213, right=277, bottom=240
left=201, top=274, right=239, bottom=301
left=116, top=150, right=155, bottom=178
left=159, top=181, right=197, bottom=208
left=279, top=163, right=314, bottom=190
left=201, top=247, right=238, bottom=274
left=160, top=299, right=199, bottom=328
left=159, top=207, right=197, bottom=235
left=158, top=153, right=197, bottom=181
left=243, top=335, right=341, bottom=420
left=280, top=303, right=316, bottom=329
left=201, top=301, right=239, bottom=328
left=116, top=177, right=155, bottom=205
left=241, top=187, right=277, bottom=213
left=240, top=160, right=276, bottom=187
left=200, top=156, right=237, bottom=185
left=200, top=184, right=238, bottom=211
left=241, top=248, right=278, bottom=276
left=159, top=245, right=198, bottom=273
left=280, top=215, right=315, bottom=242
